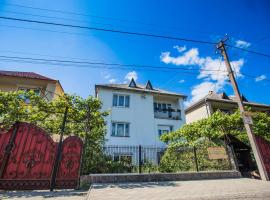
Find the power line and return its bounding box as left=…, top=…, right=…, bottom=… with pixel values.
left=0, top=24, right=96, bottom=37
left=1, top=16, right=270, bottom=59
left=226, top=44, right=270, bottom=58
left=0, top=58, right=202, bottom=77
left=2, top=10, right=122, bottom=28
left=0, top=16, right=216, bottom=45
left=1, top=54, right=269, bottom=83
left=1, top=2, right=221, bottom=36
left=2, top=2, right=157, bottom=24
left=0, top=55, right=223, bottom=73
left=2, top=10, right=213, bottom=38
left=242, top=73, right=270, bottom=83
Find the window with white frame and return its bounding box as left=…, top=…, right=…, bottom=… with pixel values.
left=113, top=94, right=130, bottom=107
left=112, top=122, right=130, bottom=137
left=158, top=125, right=173, bottom=137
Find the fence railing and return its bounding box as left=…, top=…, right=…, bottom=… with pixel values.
left=103, top=144, right=235, bottom=173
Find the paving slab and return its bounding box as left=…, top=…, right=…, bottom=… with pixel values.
left=0, top=189, right=87, bottom=200
left=88, top=178, right=270, bottom=200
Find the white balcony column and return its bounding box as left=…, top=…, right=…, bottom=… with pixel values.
left=178, top=98, right=186, bottom=123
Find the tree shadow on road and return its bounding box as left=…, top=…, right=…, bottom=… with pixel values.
left=0, top=189, right=88, bottom=199
left=92, top=181, right=179, bottom=189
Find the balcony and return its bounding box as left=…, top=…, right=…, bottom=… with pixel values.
left=154, top=109, right=181, bottom=120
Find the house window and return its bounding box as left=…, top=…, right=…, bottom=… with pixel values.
left=113, top=94, right=130, bottom=107
left=154, top=102, right=163, bottom=112
left=113, top=154, right=132, bottom=165
left=154, top=102, right=173, bottom=113
left=18, top=87, right=41, bottom=103
left=162, top=104, right=167, bottom=113
left=220, top=109, right=231, bottom=114
left=158, top=125, right=173, bottom=137
left=18, top=87, right=41, bottom=96
left=112, top=122, right=130, bottom=137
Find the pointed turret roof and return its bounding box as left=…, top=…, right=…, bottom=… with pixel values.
left=145, top=80, right=153, bottom=90
left=128, top=78, right=137, bottom=88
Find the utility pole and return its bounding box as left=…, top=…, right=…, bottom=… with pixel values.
left=50, top=105, right=69, bottom=191
left=217, top=40, right=269, bottom=181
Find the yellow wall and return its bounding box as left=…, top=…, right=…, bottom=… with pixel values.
left=0, top=76, right=64, bottom=101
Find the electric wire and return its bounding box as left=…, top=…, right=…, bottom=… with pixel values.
left=0, top=16, right=217, bottom=45
left=0, top=55, right=224, bottom=73
left=1, top=16, right=269, bottom=59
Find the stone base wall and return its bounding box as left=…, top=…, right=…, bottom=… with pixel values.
left=80, top=171, right=241, bottom=185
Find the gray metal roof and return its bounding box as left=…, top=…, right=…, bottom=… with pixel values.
left=95, top=80, right=186, bottom=98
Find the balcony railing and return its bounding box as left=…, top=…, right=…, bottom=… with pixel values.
left=154, top=109, right=181, bottom=120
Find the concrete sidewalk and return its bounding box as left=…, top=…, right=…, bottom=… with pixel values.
left=88, top=178, right=270, bottom=200
left=0, top=189, right=87, bottom=200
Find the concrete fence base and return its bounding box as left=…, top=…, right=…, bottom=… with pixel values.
left=80, top=170, right=241, bottom=185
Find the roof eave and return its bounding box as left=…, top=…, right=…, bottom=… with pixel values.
left=0, top=74, right=57, bottom=82
left=185, top=97, right=270, bottom=113
left=95, top=84, right=187, bottom=98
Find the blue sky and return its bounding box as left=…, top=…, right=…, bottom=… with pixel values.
left=0, top=0, right=270, bottom=105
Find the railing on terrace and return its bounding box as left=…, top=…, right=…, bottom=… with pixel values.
left=154, top=110, right=181, bottom=120
left=103, top=144, right=235, bottom=174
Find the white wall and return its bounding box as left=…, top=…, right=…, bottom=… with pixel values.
left=97, top=88, right=185, bottom=148
left=154, top=98, right=185, bottom=147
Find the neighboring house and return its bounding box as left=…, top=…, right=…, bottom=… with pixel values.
left=185, top=91, right=270, bottom=124
left=95, top=79, right=186, bottom=165
left=0, top=70, right=64, bottom=101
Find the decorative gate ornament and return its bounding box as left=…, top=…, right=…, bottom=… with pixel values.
left=55, top=136, right=83, bottom=189
left=0, top=122, right=83, bottom=190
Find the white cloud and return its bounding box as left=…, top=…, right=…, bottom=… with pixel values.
left=160, top=48, right=204, bottom=66
left=197, top=57, right=244, bottom=83
left=109, top=78, right=117, bottom=83
left=101, top=72, right=111, bottom=79
left=161, top=46, right=245, bottom=106
left=173, top=45, right=186, bottom=53
left=179, top=79, right=185, bottom=83
left=235, top=40, right=251, bottom=48
left=255, top=75, right=267, bottom=82
left=189, top=81, right=221, bottom=103
left=125, top=71, right=138, bottom=81
left=104, top=74, right=111, bottom=79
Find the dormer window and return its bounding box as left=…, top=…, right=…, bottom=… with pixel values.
left=145, top=80, right=153, bottom=90
left=128, top=78, right=137, bottom=88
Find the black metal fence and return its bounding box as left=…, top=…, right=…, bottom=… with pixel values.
left=103, top=144, right=235, bottom=173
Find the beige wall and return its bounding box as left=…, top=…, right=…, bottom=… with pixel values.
left=185, top=104, right=210, bottom=124
left=54, top=82, right=64, bottom=97
left=186, top=100, right=270, bottom=124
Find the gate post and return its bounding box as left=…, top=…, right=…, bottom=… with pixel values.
left=0, top=122, right=19, bottom=178
left=193, top=146, right=199, bottom=172
left=138, top=145, right=142, bottom=174
left=50, top=106, right=68, bottom=191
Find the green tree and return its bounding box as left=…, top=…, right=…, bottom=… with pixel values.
left=159, top=110, right=270, bottom=172
left=0, top=91, right=109, bottom=174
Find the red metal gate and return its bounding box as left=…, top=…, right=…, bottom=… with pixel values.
left=0, top=122, right=83, bottom=190
left=255, top=135, right=270, bottom=179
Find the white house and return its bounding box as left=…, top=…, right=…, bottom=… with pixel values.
left=95, top=79, right=186, bottom=165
